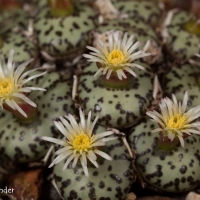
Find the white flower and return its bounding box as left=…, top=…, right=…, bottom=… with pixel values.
left=146, top=91, right=200, bottom=148
left=0, top=49, right=46, bottom=117
left=83, top=31, right=151, bottom=80
left=41, top=109, right=117, bottom=177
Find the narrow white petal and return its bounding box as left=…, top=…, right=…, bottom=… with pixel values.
left=101, top=136, right=118, bottom=142
left=7, top=49, right=14, bottom=70
left=94, top=149, right=112, bottom=160
left=65, top=113, right=81, bottom=133
left=55, top=146, right=73, bottom=155
left=120, top=70, right=127, bottom=79
left=151, top=128, right=163, bottom=133
left=72, top=154, right=80, bottom=168
left=87, top=110, right=92, bottom=131
left=182, top=129, right=199, bottom=135
left=94, top=131, right=114, bottom=140
left=11, top=100, right=27, bottom=117
left=103, top=67, right=109, bottom=75
left=94, top=68, right=104, bottom=78
left=127, top=41, right=141, bottom=54
left=123, top=67, right=137, bottom=77
left=106, top=69, right=113, bottom=79
left=90, top=114, right=99, bottom=134
left=146, top=111, right=165, bottom=127
left=91, top=141, right=105, bottom=147
left=85, top=46, right=100, bottom=53
left=116, top=70, right=122, bottom=80
left=25, top=87, right=46, bottom=91
left=41, top=136, right=66, bottom=146
left=18, top=88, right=32, bottom=93
left=5, top=99, right=16, bottom=110
left=79, top=109, right=86, bottom=130
left=177, top=135, right=185, bottom=148
left=126, top=63, right=145, bottom=70
left=81, top=152, right=87, bottom=166
left=62, top=154, right=75, bottom=171
left=87, top=154, right=99, bottom=168
left=49, top=152, right=71, bottom=168
left=54, top=121, right=69, bottom=138
left=81, top=160, right=89, bottom=177
left=14, top=60, right=34, bottom=83
left=20, top=71, right=46, bottom=85
left=182, top=91, right=188, bottom=113
left=12, top=93, right=36, bottom=107
left=87, top=150, right=97, bottom=161
left=59, top=116, right=74, bottom=134
left=167, top=131, right=175, bottom=141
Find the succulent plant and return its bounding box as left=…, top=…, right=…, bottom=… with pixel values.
left=0, top=50, right=74, bottom=163
left=0, top=33, right=38, bottom=66
left=112, top=0, right=161, bottom=28
left=161, top=9, right=200, bottom=61
left=0, top=0, right=28, bottom=36
left=34, top=0, right=97, bottom=60
left=129, top=92, right=200, bottom=193
left=162, top=61, right=200, bottom=107
left=0, top=0, right=38, bottom=66
left=77, top=30, right=154, bottom=128
left=42, top=109, right=133, bottom=199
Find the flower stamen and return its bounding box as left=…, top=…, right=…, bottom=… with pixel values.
left=167, top=114, right=186, bottom=129
left=72, top=133, right=91, bottom=151
left=107, top=49, right=125, bottom=66
left=0, top=78, right=14, bottom=96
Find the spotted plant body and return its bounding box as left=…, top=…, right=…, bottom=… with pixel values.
left=0, top=33, right=38, bottom=66
left=0, top=8, right=29, bottom=36
left=0, top=7, right=38, bottom=66
left=53, top=125, right=133, bottom=200
left=94, top=17, right=162, bottom=66
left=34, top=0, right=96, bottom=59
left=112, top=0, right=161, bottom=28
left=96, top=18, right=158, bottom=45
left=79, top=23, right=155, bottom=128
left=162, top=62, right=200, bottom=108
left=78, top=61, right=153, bottom=128
left=129, top=118, right=200, bottom=193
left=42, top=109, right=117, bottom=177
left=0, top=71, right=74, bottom=163
left=162, top=9, right=200, bottom=61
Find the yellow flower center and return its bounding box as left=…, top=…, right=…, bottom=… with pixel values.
left=0, top=78, right=14, bottom=96
left=107, top=49, right=125, bottom=65
left=167, top=114, right=186, bottom=129
left=72, top=133, right=91, bottom=151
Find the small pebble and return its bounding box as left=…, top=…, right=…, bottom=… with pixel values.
left=126, top=192, right=136, bottom=200
left=185, top=192, right=200, bottom=200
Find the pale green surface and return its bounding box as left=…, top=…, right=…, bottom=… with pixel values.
left=168, top=10, right=194, bottom=26
left=0, top=9, right=29, bottom=36
left=97, top=18, right=158, bottom=44
left=78, top=62, right=154, bottom=128
left=163, top=63, right=200, bottom=107
left=34, top=2, right=96, bottom=57
left=0, top=33, right=37, bottom=64
left=164, top=10, right=200, bottom=60
left=113, top=0, right=161, bottom=27
left=54, top=125, right=133, bottom=200
left=0, top=72, right=74, bottom=163
left=130, top=119, right=200, bottom=193
left=167, top=25, right=200, bottom=60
